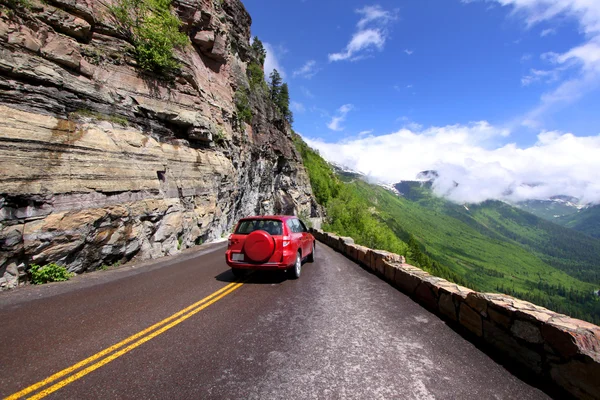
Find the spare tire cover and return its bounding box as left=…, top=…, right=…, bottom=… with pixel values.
left=244, top=230, right=275, bottom=262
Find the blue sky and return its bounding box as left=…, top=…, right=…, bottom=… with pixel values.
left=242, top=0, right=600, bottom=204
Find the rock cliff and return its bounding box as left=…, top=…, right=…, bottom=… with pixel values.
left=0, top=0, right=319, bottom=288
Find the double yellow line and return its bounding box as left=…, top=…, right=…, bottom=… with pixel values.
left=6, top=281, right=245, bottom=399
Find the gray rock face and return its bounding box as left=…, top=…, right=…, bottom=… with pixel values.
left=0, top=0, right=319, bottom=288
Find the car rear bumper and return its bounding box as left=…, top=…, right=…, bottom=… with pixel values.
left=225, top=251, right=295, bottom=270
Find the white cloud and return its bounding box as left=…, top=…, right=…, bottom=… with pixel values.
left=404, top=49, right=414, bottom=55
left=327, top=104, right=354, bottom=131
left=293, top=60, right=320, bottom=79
left=291, top=101, right=306, bottom=113
left=540, top=28, right=556, bottom=37
left=303, top=122, right=600, bottom=204
left=264, top=42, right=286, bottom=79
left=300, top=86, right=315, bottom=99
left=470, top=0, right=600, bottom=126
left=521, top=53, right=532, bottom=62
left=329, top=5, right=397, bottom=62
left=521, top=68, right=562, bottom=86
left=358, top=129, right=374, bottom=136
left=357, top=5, right=396, bottom=28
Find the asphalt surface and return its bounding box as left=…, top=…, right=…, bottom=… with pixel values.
left=0, top=242, right=550, bottom=399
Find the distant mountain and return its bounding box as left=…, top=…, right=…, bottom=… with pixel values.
left=556, top=205, right=600, bottom=239
left=391, top=173, right=599, bottom=240
left=516, top=197, right=584, bottom=220
left=330, top=162, right=365, bottom=182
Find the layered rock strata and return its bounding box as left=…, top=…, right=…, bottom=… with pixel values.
left=0, top=0, right=318, bottom=288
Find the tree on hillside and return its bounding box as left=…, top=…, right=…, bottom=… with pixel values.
left=268, top=69, right=294, bottom=124
left=279, top=83, right=293, bottom=124
left=251, top=36, right=267, bottom=65
left=269, top=69, right=283, bottom=101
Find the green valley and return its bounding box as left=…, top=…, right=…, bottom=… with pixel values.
left=556, top=205, right=600, bottom=239
left=295, top=136, right=600, bottom=324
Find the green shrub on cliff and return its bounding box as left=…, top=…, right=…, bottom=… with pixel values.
left=234, top=89, right=252, bottom=125
left=247, top=62, right=267, bottom=91
left=108, top=0, right=189, bottom=75
left=29, top=263, right=74, bottom=285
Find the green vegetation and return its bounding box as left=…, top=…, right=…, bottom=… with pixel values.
left=213, top=126, right=226, bottom=145
left=247, top=62, right=267, bottom=91
left=69, top=109, right=129, bottom=126
left=99, top=261, right=121, bottom=271
left=251, top=36, right=267, bottom=65
left=557, top=205, right=600, bottom=239
left=517, top=199, right=580, bottom=221
left=269, top=69, right=293, bottom=124
left=294, top=135, right=407, bottom=256
left=3, top=0, right=31, bottom=9
left=296, top=137, right=600, bottom=324
left=29, top=263, right=74, bottom=284
left=234, top=89, right=252, bottom=124
left=108, top=0, right=189, bottom=75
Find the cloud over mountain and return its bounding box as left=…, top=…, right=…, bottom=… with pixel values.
left=304, top=123, right=600, bottom=205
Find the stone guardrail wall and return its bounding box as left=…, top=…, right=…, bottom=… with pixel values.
left=310, top=229, right=600, bottom=400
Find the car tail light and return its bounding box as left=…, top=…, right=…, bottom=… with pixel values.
left=227, top=235, right=234, bottom=247
left=282, top=236, right=291, bottom=247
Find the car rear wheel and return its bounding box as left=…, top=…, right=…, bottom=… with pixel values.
left=307, top=242, right=315, bottom=263
left=289, top=252, right=302, bottom=279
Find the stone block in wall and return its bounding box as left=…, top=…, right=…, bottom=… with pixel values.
left=439, top=292, right=457, bottom=321
left=324, top=233, right=339, bottom=248
left=459, top=303, right=483, bottom=337
left=415, top=279, right=439, bottom=312
left=550, top=359, right=600, bottom=400
left=511, top=320, right=543, bottom=344
left=465, top=292, right=490, bottom=317
left=355, top=245, right=370, bottom=266
left=383, top=260, right=396, bottom=282
left=541, top=317, right=600, bottom=359
left=345, top=244, right=359, bottom=262
left=393, top=268, right=422, bottom=295
left=483, top=320, right=543, bottom=374
left=338, top=236, right=354, bottom=253
left=370, top=249, right=403, bottom=276
left=488, top=307, right=512, bottom=330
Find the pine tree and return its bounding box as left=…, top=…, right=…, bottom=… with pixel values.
left=251, top=36, right=267, bottom=65
left=269, top=69, right=282, bottom=101
left=278, top=83, right=293, bottom=124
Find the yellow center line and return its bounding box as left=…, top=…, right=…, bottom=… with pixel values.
left=5, top=280, right=244, bottom=400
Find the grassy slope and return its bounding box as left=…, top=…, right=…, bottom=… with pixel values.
left=359, top=181, right=600, bottom=323
left=556, top=205, right=600, bottom=239
left=296, top=139, right=600, bottom=323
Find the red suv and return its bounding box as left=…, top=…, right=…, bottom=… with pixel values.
left=225, top=215, right=316, bottom=279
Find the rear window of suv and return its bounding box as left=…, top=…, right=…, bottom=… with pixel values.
left=235, top=219, right=284, bottom=235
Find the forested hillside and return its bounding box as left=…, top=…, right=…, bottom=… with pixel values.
left=296, top=137, right=600, bottom=324
left=556, top=205, right=600, bottom=239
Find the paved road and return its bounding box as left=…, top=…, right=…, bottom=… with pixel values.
left=0, top=242, right=549, bottom=399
